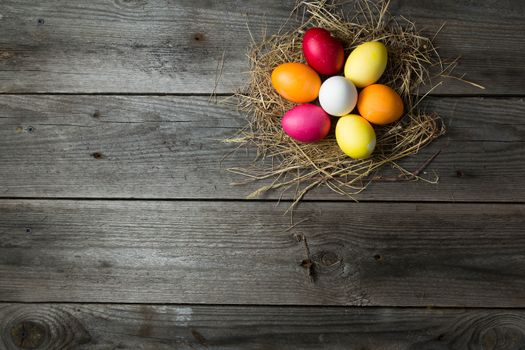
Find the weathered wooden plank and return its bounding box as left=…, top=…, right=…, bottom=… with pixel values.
left=2, top=303, right=525, bottom=350
left=0, top=0, right=286, bottom=93
left=0, top=0, right=523, bottom=94
left=0, top=95, right=523, bottom=201
left=1, top=200, right=524, bottom=306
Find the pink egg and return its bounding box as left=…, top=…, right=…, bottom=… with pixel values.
left=303, top=28, right=345, bottom=75
left=281, top=104, right=331, bottom=143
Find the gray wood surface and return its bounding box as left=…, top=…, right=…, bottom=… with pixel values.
left=0, top=0, right=523, bottom=94
left=1, top=0, right=525, bottom=347
left=2, top=303, right=525, bottom=350
left=0, top=95, right=522, bottom=201
left=1, top=199, right=524, bottom=306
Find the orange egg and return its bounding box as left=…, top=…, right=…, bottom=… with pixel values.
left=357, top=84, right=404, bottom=125
left=271, top=63, right=321, bottom=103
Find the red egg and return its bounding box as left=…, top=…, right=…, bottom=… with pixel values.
left=281, top=104, right=331, bottom=143
left=302, top=28, right=345, bottom=75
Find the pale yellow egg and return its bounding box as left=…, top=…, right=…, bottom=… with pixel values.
left=344, top=41, right=387, bottom=88
left=335, top=114, right=376, bottom=159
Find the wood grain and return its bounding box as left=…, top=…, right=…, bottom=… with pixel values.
left=0, top=2, right=523, bottom=346
left=0, top=95, right=523, bottom=201
left=0, top=0, right=523, bottom=94
left=1, top=199, right=524, bottom=306
left=2, top=303, right=525, bottom=350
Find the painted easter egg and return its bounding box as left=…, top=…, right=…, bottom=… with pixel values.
left=271, top=63, right=321, bottom=103
left=318, top=76, right=358, bottom=116
left=302, top=27, right=345, bottom=75
left=344, top=41, right=387, bottom=88
left=357, top=84, right=404, bottom=125
left=282, top=104, right=331, bottom=143
left=335, top=114, right=376, bottom=159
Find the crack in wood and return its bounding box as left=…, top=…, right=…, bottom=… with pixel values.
left=295, top=233, right=316, bottom=282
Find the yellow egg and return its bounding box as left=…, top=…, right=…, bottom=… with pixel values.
left=335, top=114, right=376, bottom=159
left=344, top=41, right=387, bottom=88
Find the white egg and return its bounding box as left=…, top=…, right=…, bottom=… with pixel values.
left=318, top=76, right=358, bottom=116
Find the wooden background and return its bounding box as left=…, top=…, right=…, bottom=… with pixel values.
left=1, top=0, right=524, bottom=349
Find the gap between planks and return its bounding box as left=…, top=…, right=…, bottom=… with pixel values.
left=0, top=197, right=524, bottom=205
left=0, top=93, right=524, bottom=98
left=3, top=301, right=525, bottom=310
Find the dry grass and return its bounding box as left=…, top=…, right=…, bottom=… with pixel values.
left=225, top=0, right=448, bottom=206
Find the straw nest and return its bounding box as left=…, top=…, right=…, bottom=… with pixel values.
left=225, top=0, right=449, bottom=206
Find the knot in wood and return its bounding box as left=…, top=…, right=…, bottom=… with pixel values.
left=10, top=321, right=46, bottom=349
left=92, top=152, right=104, bottom=159
left=320, top=251, right=339, bottom=266
left=193, top=33, right=205, bottom=42
left=373, top=254, right=383, bottom=262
